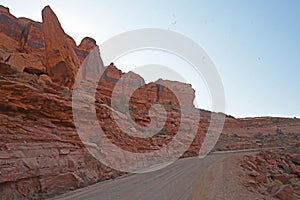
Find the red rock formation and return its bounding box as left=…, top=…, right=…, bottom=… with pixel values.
left=0, top=6, right=203, bottom=199
left=1, top=4, right=300, bottom=200
left=97, top=63, right=195, bottom=108
left=79, top=46, right=104, bottom=81
left=42, top=6, right=79, bottom=88
left=0, top=5, right=98, bottom=88
left=241, top=150, right=300, bottom=199
left=0, top=5, right=9, bottom=14
left=214, top=117, right=300, bottom=151
left=75, top=37, right=98, bottom=63
left=0, top=6, right=23, bottom=51
left=79, top=37, right=97, bottom=51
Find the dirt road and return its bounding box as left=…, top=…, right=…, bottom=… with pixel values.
left=50, top=154, right=272, bottom=200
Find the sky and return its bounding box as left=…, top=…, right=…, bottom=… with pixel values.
left=1, top=0, right=299, bottom=118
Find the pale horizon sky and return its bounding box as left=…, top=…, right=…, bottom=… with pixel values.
left=1, top=0, right=299, bottom=118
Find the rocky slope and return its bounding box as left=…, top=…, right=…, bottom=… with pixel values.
left=0, top=5, right=300, bottom=200
left=241, top=149, right=300, bottom=199
left=0, top=5, right=206, bottom=199
left=215, top=117, right=300, bottom=151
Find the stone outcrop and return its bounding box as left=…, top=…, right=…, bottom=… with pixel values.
left=0, top=5, right=204, bottom=199
left=0, top=5, right=46, bottom=76
left=214, top=117, right=300, bottom=151
left=1, top=4, right=300, bottom=200
left=42, top=6, right=79, bottom=88
left=0, top=5, right=98, bottom=89
left=241, top=150, right=300, bottom=199
left=97, top=63, right=195, bottom=108
left=0, top=71, right=124, bottom=199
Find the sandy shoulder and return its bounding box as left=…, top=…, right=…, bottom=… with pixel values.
left=190, top=153, right=276, bottom=200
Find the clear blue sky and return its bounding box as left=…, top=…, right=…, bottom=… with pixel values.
left=2, top=0, right=300, bottom=118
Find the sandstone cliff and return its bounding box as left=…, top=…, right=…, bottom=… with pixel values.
left=0, top=5, right=300, bottom=200
left=0, top=5, right=204, bottom=199
left=0, top=5, right=98, bottom=89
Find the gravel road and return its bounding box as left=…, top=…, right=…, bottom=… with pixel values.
left=50, top=153, right=274, bottom=200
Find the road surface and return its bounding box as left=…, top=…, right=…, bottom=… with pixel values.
left=50, top=153, right=270, bottom=200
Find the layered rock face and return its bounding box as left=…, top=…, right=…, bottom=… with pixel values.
left=97, top=63, right=195, bottom=107
left=214, top=117, right=300, bottom=151
left=0, top=69, right=125, bottom=199
left=0, top=5, right=204, bottom=199
left=0, top=5, right=97, bottom=88
left=1, top=4, right=300, bottom=200
left=42, top=6, right=79, bottom=88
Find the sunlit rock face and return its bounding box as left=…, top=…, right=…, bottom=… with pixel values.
left=0, top=5, right=98, bottom=88
left=0, top=5, right=204, bottom=199
left=1, top=4, right=300, bottom=200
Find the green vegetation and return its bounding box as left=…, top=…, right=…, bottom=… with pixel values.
left=129, top=104, right=137, bottom=112
left=12, top=67, right=24, bottom=79
left=158, top=127, right=169, bottom=135
left=290, top=178, right=300, bottom=187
